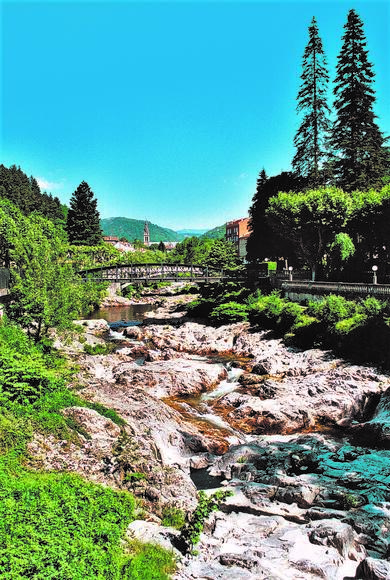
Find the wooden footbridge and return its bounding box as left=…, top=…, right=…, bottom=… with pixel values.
left=79, top=263, right=225, bottom=284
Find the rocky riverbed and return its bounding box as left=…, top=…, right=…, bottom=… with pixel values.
left=40, top=290, right=390, bottom=579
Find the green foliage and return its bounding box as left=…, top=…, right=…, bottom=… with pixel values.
left=124, top=472, right=147, bottom=483
left=66, top=181, right=102, bottom=246
left=199, top=224, right=226, bottom=240
left=124, top=541, right=176, bottom=580
left=68, top=244, right=122, bottom=269
left=83, top=342, right=116, bottom=356
left=0, top=319, right=64, bottom=405
left=210, top=302, right=249, bottom=324
left=267, top=187, right=354, bottom=278
left=0, top=468, right=139, bottom=579
left=0, top=164, right=65, bottom=224
left=85, top=401, right=127, bottom=427
left=329, top=233, right=355, bottom=262
left=169, top=237, right=242, bottom=271
left=330, top=9, right=389, bottom=191
left=161, top=506, right=186, bottom=530
left=246, top=170, right=305, bottom=264
left=0, top=200, right=105, bottom=340
left=186, top=299, right=214, bottom=318
left=180, top=490, right=233, bottom=553
left=249, top=291, right=306, bottom=332
left=187, top=282, right=251, bottom=321
left=307, top=295, right=356, bottom=326
left=293, top=16, right=330, bottom=186
left=0, top=317, right=176, bottom=579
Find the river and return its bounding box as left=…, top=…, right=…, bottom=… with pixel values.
left=85, top=299, right=390, bottom=578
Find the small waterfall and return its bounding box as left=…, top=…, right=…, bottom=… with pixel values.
left=201, top=361, right=243, bottom=402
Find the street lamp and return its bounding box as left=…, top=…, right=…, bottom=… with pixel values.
left=288, top=266, right=293, bottom=281
left=372, top=265, right=378, bottom=285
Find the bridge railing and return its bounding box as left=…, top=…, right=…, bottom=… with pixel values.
left=281, top=280, right=390, bottom=297
left=78, top=263, right=221, bottom=281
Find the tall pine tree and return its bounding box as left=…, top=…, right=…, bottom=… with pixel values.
left=293, top=17, right=330, bottom=186
left=66, top=181, right=102, bottom=246
left=330, top=9, right=388, bottom=191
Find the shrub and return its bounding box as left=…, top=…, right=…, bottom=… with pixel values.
left=307, top=295, right=356, bottom=327
left=0, top=320, right=65, bottom=405
left=186, top=299, right=215, bottom=318
left=180, top=490, right=233, bottom=553
left=248, top=291, right=303, bottom=331
left=334, top=314, right=366, bottom=335
left=161, top=505, right=186, bottom=529
left=210, top=302, right=249, bottom=324
left=124, top=541, right=176, bottom=580
left=287, top=315, right=323, bottom=348
left=83, top=342, right=116, bottom=355
left=0, top=469, right=137, bottom=579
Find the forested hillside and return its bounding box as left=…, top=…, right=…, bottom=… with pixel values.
left=200, top=224, right=225, bottom=240
left=0, top=164, right=66, bottom=224
left=101, top=217, right=181, bottom=242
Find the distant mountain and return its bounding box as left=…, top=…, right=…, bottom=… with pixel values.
left=101, top=217, right=180, bottom=243
left=200, top=224, right=226, bottom=240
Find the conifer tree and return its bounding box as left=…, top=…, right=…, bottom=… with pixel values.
left=330, top=9, right=388, bottom=191
left=246, top=170, right=304, bottom=263
left=293, top=17, right=330, bottom=186
left=66, top=181, right=102, bottom=246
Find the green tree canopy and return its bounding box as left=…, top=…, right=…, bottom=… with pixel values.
left=246, top=171, right=306, bottom=264
left=66, top=181, right=102, bottom=246
left=0, top=200, right=104, bottom=341
left=0, top=164, right=65, bottom=222
left=266, top=187, right=355, bottom=279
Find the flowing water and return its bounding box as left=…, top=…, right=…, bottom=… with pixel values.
left=88, top=305, right=249, bottom=458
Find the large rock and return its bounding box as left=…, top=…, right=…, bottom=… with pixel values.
left=112, top=357, right=227, bottom=398
left=212, top=364, right=388, bottom=434
left=175, top=508, right=363, bottom=580
left=351, top=386, right=390, bottom=448
left=355, top=557, right=390, bottom=579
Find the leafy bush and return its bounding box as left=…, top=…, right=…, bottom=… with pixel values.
left=210, top=302, right=249, bottom=324
left=0, top=320, right=65, bottom=405
left=180, top=490, right=233, bottom=553
left=161, top=506, right=186, bottom=530
left=83, top=342, right=116, bottom=355
left=0, top=468, right=139, bottom=579
left=248, top=291, right=305, bottom=331
left=86, top=401, right=127, bottom=427
left=124, top=541, right=176, bottom=580
left=334, top=314, right=366, bottom=335
left=186, top=299, right=215, bottom=318
left=307, top=295, right=356, bottom=327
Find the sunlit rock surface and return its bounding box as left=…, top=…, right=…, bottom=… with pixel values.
left=41, top=305, right=390, bottom=578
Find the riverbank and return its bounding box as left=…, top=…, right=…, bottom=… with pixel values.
left=41, top=288, right=390, bottom=579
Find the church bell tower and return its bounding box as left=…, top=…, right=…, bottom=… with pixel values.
left=143, top=221, right=150, bottom=246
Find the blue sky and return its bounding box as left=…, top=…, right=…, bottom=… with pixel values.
left=1, top=0, right=389, bottom=230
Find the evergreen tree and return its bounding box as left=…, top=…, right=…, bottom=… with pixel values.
left=330, top=9, right=388, bottom=190
left=66, top=181, right=102, bottom=246
left=246, top=170, right=305, bottom=264
left=293, top=17, right=331, bottom=186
